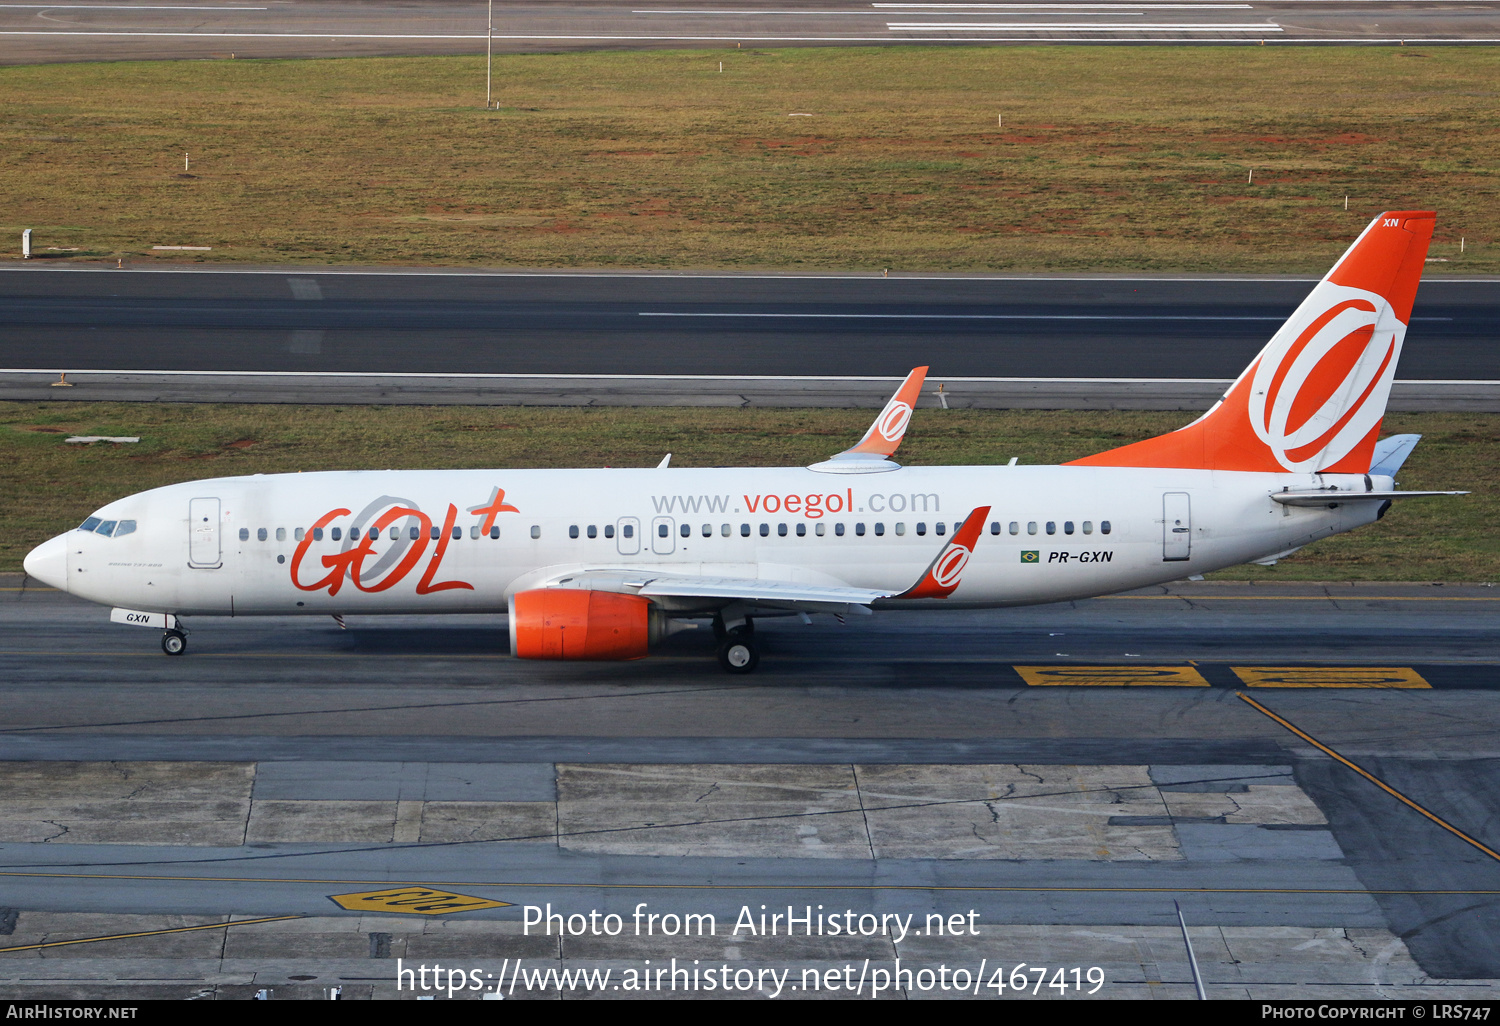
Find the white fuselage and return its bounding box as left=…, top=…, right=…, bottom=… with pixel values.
left=44, top=464, right=1386, bottom=618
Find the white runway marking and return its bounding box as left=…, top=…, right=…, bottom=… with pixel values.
left=642, top=312, right=1288, bottom=321
left=0, top=3, right=265, bottom=7
left=888, top=20, right=1281, bottom=27
left=640, top=312, right=1453, bottom=321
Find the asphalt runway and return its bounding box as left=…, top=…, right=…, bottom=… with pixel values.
left=2, top=268, right=1497, bottom=410
left=3, top=0, right=1500, bottom=66
left=2, top=576, right=1499, bottom=993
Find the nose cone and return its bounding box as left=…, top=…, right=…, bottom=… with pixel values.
left=23, top=534, right=68, bottom=592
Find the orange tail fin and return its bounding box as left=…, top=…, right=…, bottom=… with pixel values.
left=1069, top=212, right=1434, bottom=474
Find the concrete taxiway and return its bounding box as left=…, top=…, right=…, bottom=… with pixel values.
left=4, top=0, right=1500, bottom=67
left=3, top=267, right=1497, bottom=409
left=1, top=576, right=1498, bottom=996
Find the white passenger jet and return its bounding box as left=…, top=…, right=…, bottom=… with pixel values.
left=24, top=211, right=1463, bottom=672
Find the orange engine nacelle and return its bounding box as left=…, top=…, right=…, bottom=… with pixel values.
left=509, top=589, right=652, bottom=661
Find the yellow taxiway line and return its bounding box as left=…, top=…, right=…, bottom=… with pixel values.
left=1238, top=692, right=1500, bottom=864
left=0, top=914, right=306, bottom=954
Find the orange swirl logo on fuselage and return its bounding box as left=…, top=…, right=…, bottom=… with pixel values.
left=1246, top=285, right=1404, bottom=473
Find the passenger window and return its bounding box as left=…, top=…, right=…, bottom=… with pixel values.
left=79, top=517, right=102, bottom=533
left=895, top=523, right=905, bottom=536
left=855, top=523, right=865, bottom=536
left=658, top=524, right=669, bottom=538
left=239, top=527, right=250, bottom=541
left=1009, top=522, right=1019, bottom=535
left=796, top=523, right=806, bottom=537
left=313, top=527, right=324, bottom=541
left=622, top=524, right=632, bottom=538
left=295, top=528, right=305, bottom=542
left=529, top=525, right=540, bottom=539
left=680, top=523, right=690, bottom=538
left=815, top=523, right=826, bottom=537
left=605, top=525, right=615, bottom=539
left=874, top=523, right=885, bottom=537
left=490, top=526, right=500, bottom=539
left=760, top=524, right=769, bottom=537
left=740, top=523, right=750, bottom=537
left=916, top=522, right=927, bottom=536
left=989, top=522, right=1000, bottom=535
left=1102, top=521, right=1112, bottom=535
left=935, top=523, right=946, bottom=537
left=1083, top=521, right=1093, bottom=535
left=588, top=525, right=597, bottom=539
left=115, top=520, right=136, bottom=537
left=1026, top=522, right=1036, bottom=536
left=954, top=523, right=962, bottom=534
left=1064, top=521, right=1074, bottom=535
left=835, top=523, right=845, bottom=536
left=469, top=526, right=479, bottom=540
left=1046, top=522, right=1056, bottom=535
left=409, top=526, right=420, bottom=540
left=721, top=524, right=730, bottom=537
left=777, top=523, right=787, bottom=537
left=429, top=526, right=440, bottom=541
left=275, top=527, right=286, bottom=542
left=570, top=525, right=580, bottom=539
left=702, top=524, right=711, bottom=537
left=453, top=526, right=463, bottom=540
left=389, top=526, right=399, bottom=541
left=333, top=527, right=345, bottom=541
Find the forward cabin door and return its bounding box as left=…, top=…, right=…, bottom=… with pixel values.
left=1162, top=492, right=1191, bottom=562
left=188, top=497, right=222, bottom=568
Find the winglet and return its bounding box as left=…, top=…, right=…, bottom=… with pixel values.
left=896, top=506, right=990, bottom=600
left=809, top=366, right=928, bottom=474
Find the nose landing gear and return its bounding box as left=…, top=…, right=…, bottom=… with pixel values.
left=161, top=629, right=187, bottom=656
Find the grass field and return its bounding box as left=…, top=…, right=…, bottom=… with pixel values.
left=1, top=47, right=1496, bottom=272
left=0, top=403, right=1490, bottom=581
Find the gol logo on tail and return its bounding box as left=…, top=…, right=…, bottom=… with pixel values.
left=1247, top=285, right=1402, bottom=472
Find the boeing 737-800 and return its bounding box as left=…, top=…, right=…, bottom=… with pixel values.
left=22, top=211, right=1464, bottom=672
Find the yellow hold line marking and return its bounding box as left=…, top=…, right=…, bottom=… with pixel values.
left=1016, top=665, right=1209, bottom=687
left=0, top=914, right=305, bottom=954
left=1237, top=693, right=1500, bottom=864
left=1233, top=667, right=1430, bottom=689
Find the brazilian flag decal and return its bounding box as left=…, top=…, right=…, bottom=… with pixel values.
left=1021, top=550, right=1040, bottom=563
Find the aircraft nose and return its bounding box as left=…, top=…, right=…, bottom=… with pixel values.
left=23, top=534, right=68, bottom=593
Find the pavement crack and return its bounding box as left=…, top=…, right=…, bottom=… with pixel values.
left=695, top=782, right=721, bottom=803
left=39, top=820, right=69, bottom=843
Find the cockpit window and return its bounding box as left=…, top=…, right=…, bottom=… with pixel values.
left=78, top=517, right=102, bottom=533
left=96, top=520, right=118, bottom=537
left=114, top=520, right=136, bottom=537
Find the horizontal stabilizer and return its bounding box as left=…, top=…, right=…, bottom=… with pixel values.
left=1271, top=489, right=1466, bottom=507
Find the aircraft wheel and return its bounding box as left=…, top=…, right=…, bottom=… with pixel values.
left=161, top=629, right=187, bottom=656
left=716, top=634, right=759, bottom=674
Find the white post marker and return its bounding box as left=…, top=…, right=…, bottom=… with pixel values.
left=486, top=0, right=493, bottom=108
left=1175, top=901, right=1208, bottom=1000
left=21, top=228, right=31, bottom=259
left=185, top=152, right=189, bottom=172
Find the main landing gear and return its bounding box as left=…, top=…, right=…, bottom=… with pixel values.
left=713, top=617, right=759, bottom=674
left=161, top=629, right=187, bottom=656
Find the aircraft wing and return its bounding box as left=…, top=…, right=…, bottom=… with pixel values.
left=542, top=568, right=889, bottom=612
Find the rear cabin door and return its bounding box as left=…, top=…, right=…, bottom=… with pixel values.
left=188, top=497, right=222, bottom=568
left=1162, top=492, right=1191, bottom=562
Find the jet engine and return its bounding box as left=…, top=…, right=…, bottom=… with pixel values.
left=509, top=588, right=660, bottom=660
